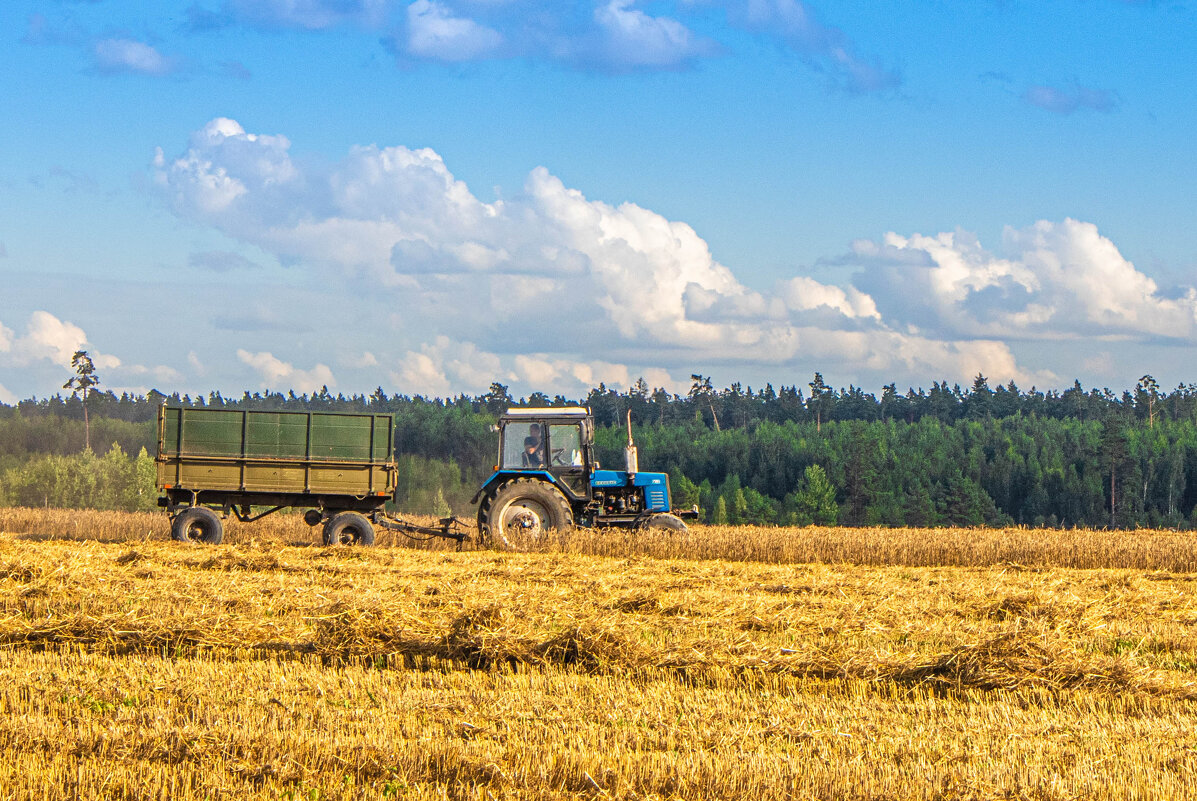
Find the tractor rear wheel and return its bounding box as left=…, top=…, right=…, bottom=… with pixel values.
left=171, top=506, right=224, bottom=544
left=322, top=511, right=376, bottom=546
left=481, top=479, right=573, bottom=551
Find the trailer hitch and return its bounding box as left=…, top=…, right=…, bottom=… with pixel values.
left=373, top=513, right=473, bottom=549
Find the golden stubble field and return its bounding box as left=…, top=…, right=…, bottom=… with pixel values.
left=2, top=508, right=1197, bottom=799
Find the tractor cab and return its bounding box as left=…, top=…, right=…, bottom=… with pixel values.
left=497, top=407, right=594, bottom=497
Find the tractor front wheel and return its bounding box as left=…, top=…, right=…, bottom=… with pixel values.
left=481, top=479, right=573, bottom=551
left=638, top=513, right=688, bottom=532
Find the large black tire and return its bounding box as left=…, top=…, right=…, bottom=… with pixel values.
left=480, top=479, right=573, bottom=551
left=171, top=507, right=224, bottom=544
left=322, top=511, right=375, bottom=546
left=639, top=513, right=688, bottom=532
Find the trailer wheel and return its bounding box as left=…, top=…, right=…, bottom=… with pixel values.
left=323, top=511, right=375, bottom=547
left=482, top=478, right=573, bottom=551
left=638, top=513, right=688, bottom=532
left=171, top=507, right=224, bottom=544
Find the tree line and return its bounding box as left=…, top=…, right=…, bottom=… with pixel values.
left=2, top=372, right=1195, bottom=527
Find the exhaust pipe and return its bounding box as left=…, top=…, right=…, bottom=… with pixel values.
left=624, top=409, right=638, bottom=475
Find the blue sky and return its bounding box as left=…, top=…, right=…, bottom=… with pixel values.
left=1, top=0, right=1195, bottom=403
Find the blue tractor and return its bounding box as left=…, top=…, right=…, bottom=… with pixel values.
left=472, top=407, right=695, bottom=547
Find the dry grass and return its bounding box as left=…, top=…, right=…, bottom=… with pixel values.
left=2, top=508, right=1197, bottom=798
left=5, top=505, right=1197, bottom=570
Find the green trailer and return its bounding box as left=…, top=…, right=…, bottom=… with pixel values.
left=156, top=406, right=466, bottom=546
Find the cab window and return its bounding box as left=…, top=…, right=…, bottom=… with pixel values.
left=503, top=422, right=544, bottom=469
left=548, top=424, right=583, bottom=467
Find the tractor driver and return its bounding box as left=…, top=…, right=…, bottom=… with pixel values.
left=521, top=423, right=544, bottom=468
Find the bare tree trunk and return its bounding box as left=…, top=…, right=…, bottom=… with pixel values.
left=1109, top=466, right=1116, bottom=528
left=707, top=399, right=721, bottom=432
left=83, top=395, right=91, bottom=451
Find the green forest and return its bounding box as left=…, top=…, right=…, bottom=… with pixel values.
left=3, top=371, right=1196, bottom=528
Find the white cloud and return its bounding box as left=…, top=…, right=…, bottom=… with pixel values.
left=513, top=355, right=630, bottom=392
left=405, top=0, right=503, bottom=61
left=345, top=351, right=380, bottom=368
left=0, top=383, right=15, bottom=405
left=849, top=219, right=1197, bottom=342
left=0, top=311, right=127, bottom=381
left=93, top=38, right=175, bottom=75
left=780, top=276, right=880, bottom=320
left=591, top=0, right=717, bottom=70
left=157, top=119, right=1196, bottom=393
left=237, top=349, right=336, bottom=393
left=4, top=311, right=88, bottom=366
left=390, top=338, right=686, bottom=397
left=391, top=336, right=505, bottom=395
left=384, top=1, right=716, bottom=72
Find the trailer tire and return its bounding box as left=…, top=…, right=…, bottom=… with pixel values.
left=171, top=507, right=224, bottom=544
left=323, top=511, right=375, bottom=547
left=638, top=513, right=688, bottom=532
left=482, top=479, right=573, bottom=551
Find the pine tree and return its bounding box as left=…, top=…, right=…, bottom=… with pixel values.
left=63, top=351, right=100, bottom=451
left=795, top=464, right=839, bottom=526
left=711, top=496, right=729, bottom=525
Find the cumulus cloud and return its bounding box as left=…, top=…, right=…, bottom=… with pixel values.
left=391, top=336, right=505, bottom=395
left=0, top=311, right=123, bottom=378
left=93, top=38, right=176, bottom=75
left=848, top=219, right=1197, bottom=342
left=727, top=0, right=900, bottom=93
left=388, top=337, right=684, bottom=396
left=1022, top=84, right=1117, bottom=114
left=0, top=383, right=15, bottom=405
left=0, top=311, right=96, bottom=367
left=513, top=354, right=631, bottom=393
left=0, top=312, right=195, bottom=397
left=154, top=118, right=1194, bottom=393
left=237, top=349, right=335, bottom=392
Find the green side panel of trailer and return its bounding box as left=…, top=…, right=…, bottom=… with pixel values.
left=156, top=406, right=396, bottom=497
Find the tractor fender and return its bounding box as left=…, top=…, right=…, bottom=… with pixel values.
left=472, top=470, right=564, bottom=505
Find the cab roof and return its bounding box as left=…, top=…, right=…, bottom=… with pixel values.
left=501, top=407, right=590, bottom=418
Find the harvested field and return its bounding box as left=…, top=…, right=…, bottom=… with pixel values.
left=2, top=508, right=1197, bottom=799
left=6, top=506, right=1197, bottom=570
